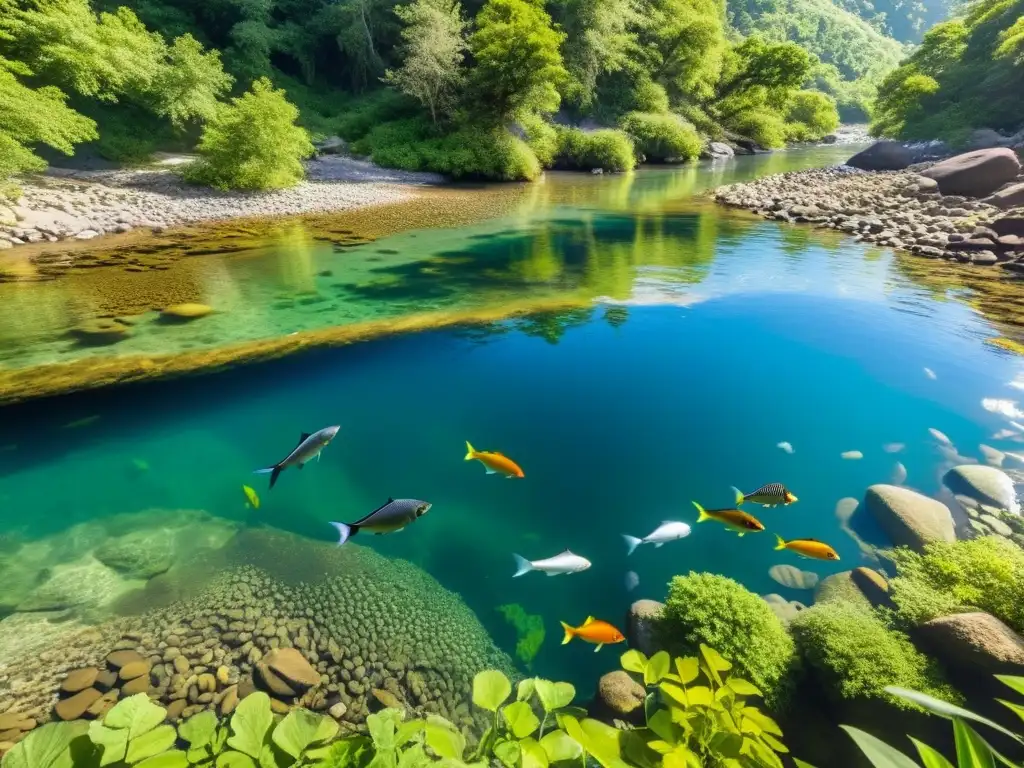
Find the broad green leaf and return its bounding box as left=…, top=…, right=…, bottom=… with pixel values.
left=135, top=752, right=191, bottom=768
left=885, top=687, right=1024, bottom=745
left=425, top=720, right=465, bottom=760
left=89, top=722, right=129, bottom=766
left=0, top=721, right=89, bottom=768
left=367, top=751, right=399, bottom=768
left=540, top=730, right=582, bottom=762
left=227, top=692, right=274, bottom=759
left=674, top=658, right=699, bottom=686
left=367, top=710, right=403, bottom=751
left=212, top=726, right=229, bottom=754
left=745, top=738, right=784, bottom=768
left=685, top=686, right=715, bottom=708
left=953, top=719, right=994, bottom=768
left=517, top=679, right=537, bottom=703
left=473, top=671, right=511, bottom=712
left=699, top=645, right=731, bottom=673
left=104, top=694, right=167, bottom=740
left=533, top=680, right=575, bottom=713
left=660, top=682, right=689, bottom=708
left=793, top=761, right=818, bottom=768
left=645, top=652, right=671, bottom=686
left=579, top=718, right=631, bottom=768
left=909, top=738, right=954, bottom=768
left=995, top=676, right=1024, bottom=698
left=739, top=718, right=762, bottom=736
left=646, top=740, right=674, bottom=755
left=519, top=738, right=548, bottom=768
left=179, top=711, right=219, bottom=749
left=502, top=701, right=540, bottom=739
left=272, top=709, right=340, bottom=759
left=325, top=736, right=371, bottom=768
left=215, top=753, right=258, bottom=768
left=395, top=720, right=425, bottom=748
left=996, top=699, right=1024, bottom=724
left=493, top=739, right=521, bottom=768
left=620, top=650, right=647, bottom=675
left=663, top=745, right=699, bottom=768
left=740, top=708, right=782, bottom=737
left=559, top=714, right=585, bottom=745
left=126, top=724, right=178, bottom=764
left=760, top=732, right=788, bottom=754
left=397, top=744, right=429, bottom=768
left=646, top=709, right=675, bottom=743
left=840, top=725, right=920, bottom=768
left=727, top=678, right=762, bottom=698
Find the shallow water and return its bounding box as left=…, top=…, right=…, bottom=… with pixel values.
left=3, top=146, right=1024, bottom=698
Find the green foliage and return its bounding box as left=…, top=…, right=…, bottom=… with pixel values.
left=790, top=601, right=958, bottom=710
left=185, top=77, right=313, bottom=190
left=663, top=573, right=796, bottom=707
left=783, top=90, right=839, bottom=140
left=497, top=603, right=547, bottom=668
left=556, top=0, right=639, bottom=110
left=622, top=646, right=792, bottom=768
left=829, top=0, right=958, bottom=44
left=728, top=109, right=789, bottom=148
left=887, top=536, right=1024, bottom=632
left=619, top=112, right=702, bottom=161
left=336, top=90, right=422, bottom=143
left=467, top=0, right=567, bottom=122
left=0, top=720, right=93, bottom=768
left=554, top=127, right=636, bottom=172
left=636, top=0, right=728, bottom=104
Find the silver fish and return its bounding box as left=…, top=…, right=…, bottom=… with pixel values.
left=625, top=571, right=640, bottom=591
left=513, top=549, right=591, bottom=577
left=622, top=521, right=692, bottom=555
left=331, top=498, right=432, bottom=545
left=254, top=425, right=340, bottom=489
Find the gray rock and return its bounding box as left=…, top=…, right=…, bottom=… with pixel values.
left=917, top=612, right=1024, bottom=675
left=762, top=593, right=805, bottom=624
left=920, top=148, right=1022, bottom=198
left=701, top=142, right=735, bottom=160
left=864, top=484, right=956, bottom=550
left=943, top=465, right=1020, bottom=514
left=74, top=229, right=100, bottom=240
left=814, top=568, right=890, bottom=609
left=626, top=599, right=665, bottom=657
left=980, top=514, right=1013, bottom=536
left=966, top=128, right=1013, bottom=151
left=985, top=182, right=1024, bottom=210
left=846, top=141, right=915, bottom=171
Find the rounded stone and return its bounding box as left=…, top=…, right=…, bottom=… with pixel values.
left=863, top=484, right=956, bottom=550
left=69, top=318, right=132, bottom=346
left=917, top=612, right=1024, bottom=674
left=121, top=675, right=152, bottom=696
left=55, top=688, right=102, bottom=721
left=594, top=671, right=645, bottom=724
left=119, top=661, right=151, bottom=681
left=61, top=667, right=99, bottom=693
left=626, top=599, right=665, bottom=657
left=943, top=465, right=1020, bottom=514
left=160, top=303, right=214, bottom=322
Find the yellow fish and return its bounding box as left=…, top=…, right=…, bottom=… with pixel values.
left=774, top=535, right=839, bottom=561
left=243, top=485, right=260, bottom=510
left=692, top=502, right=765, bottom=536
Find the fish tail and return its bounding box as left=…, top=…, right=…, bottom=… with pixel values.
left=464, top=441, right=477, bottom=461
left=692, top=501, right=710, bottom=523
left=254, top=465, right=282, bottom=489
left=622, top=535, right=643, bottom=556
left=512, top=554, right=533, bottom=578
left=732, top=486, right=744, bottom=506
left=560, top=622, right=575, bottom=645
left=774, top=534, right=787, bottom=551
left=330, top=522, right=356, bottom=546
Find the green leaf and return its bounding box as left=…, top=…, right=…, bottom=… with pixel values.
left=645, top=652, right=671, bottom=686
left=953, top=719, right=995, bottom=768
left=424, top=720, right=465, bottom=760
left=397, top=743, right=429, bottom=768
left=558, top=715, right=585, bottom=745
left=578, top=719, right=631, bottom=768
left=760, top=732, right=788, bottom=754
left=216, top=753, right=258, bottom=768
left=493, top=739, right=521, bottom=768
left=909, top=738, right=954, bottom=768
left=325, top=736, right=372, bottom=768
left=698, top=646, right=730, bottom=687
left=502, top=701, right=540, bottom=739
left=272, top=709, right=339, bottom=759
left=227, top=692, right=274, bottom=759
left=840, top=725, right=921, bottom=768
left=740, top=708, right=782, bottom=737
left=517, top=679, right=537, bottom=703
left=884, top=687, right=1024, bottom=745
left=726, top=678, right=762, bottom=698
left=179, top=711, right=219, bottom=749
left=663, top=746, right=699, bottom=768
left=620, top=650, right=647, bottom=675
left=105, top=694, right=167, bottom=741
left=89, top=722, right=129, bottom=766
left=646, top=709, right=675, bottom=743
left=519, top=738, right=548, bottom=768
left=135, top=752, right=191, bottom=768
left=126, top=724, right=178, bottom=764
left=367, top=710, right=403, bottom=751
left=535, top=680, right=575, bottom=713
left=659, top=682, right=689, bottom=708
left=674, top=658, right=699, bottom=686
left=793, top=761, right=818, bottom=768
left=473, top=671, right=512, bottom=713
left=0, top=722, right=89, bottom=768
left=395, top=720, right=425, bottom=748
left=540, top=730, right=582, bottom=762
left=995, top=676, right=1024, bottom=698
left=684, top=686, right=714, bottom=708
left=996, top=699, right=1024, bottom=724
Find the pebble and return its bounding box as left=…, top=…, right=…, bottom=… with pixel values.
left=119, top=661, right=151, bottom=680
left=55, top=688, right=102, bottom=720
left=106, top=650, right=145, bottom=669
left=121, top=675, right=151, bottom=696
left=61, top=668, right=99, bottom=693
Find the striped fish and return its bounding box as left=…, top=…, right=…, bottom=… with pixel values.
left=733, top=483, right=798, bottom=508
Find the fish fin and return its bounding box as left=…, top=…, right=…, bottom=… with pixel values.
left=485, top=468, right=497, bottom=475
left=594, top=644, right=604, bottom=653
left=317, top=452, right=321, bottom=463
left=464, top=441, right=476, bottom=461
left=774, top=534, right=786, bottom=550
left=512, top=554, right=533, bottom=578
left=560, top=622, right=574, bottom=645
left=253, top=466, right=274, bottom=474
left=654, top=542, right=664, bottom=548
left=297, top=432, right=311, bottom=446
left=737, top=532, right=745, bottom=537
left=269, top=466, right=282, bottom=489
left=732, top=487, right=745, bottom=506
left=545, top=571, right=560, bottom=576
left=692, top=501, right=709, bottom=522
left=388, top=497, right=394, bottom=503
left=330, top=521, right=356, bottom=546
left=622, top=535, right=643, bottom=556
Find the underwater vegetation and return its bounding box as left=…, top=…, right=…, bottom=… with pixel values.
left=496, top=605, right=546, bottom=670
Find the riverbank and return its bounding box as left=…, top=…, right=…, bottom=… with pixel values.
left=0, top=156, right=443, bottom=250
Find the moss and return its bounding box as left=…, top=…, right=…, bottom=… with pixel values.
left=662, top=572, right=797, bottom=707
left=496, top=603, right=545, bottom=668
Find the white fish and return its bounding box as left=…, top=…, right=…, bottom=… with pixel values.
left=513, top=550, right=591, bottom=577
left=924, top=367, right=937, bottom=380
left=929, top=428, right=952, bottom=446
left=1011, top=421, right=1024, bottom=433
left=891, top=462, right=908, bottom=484
left=841, top=450, right=863, bottom=460
left=980, top=444, right=1006, bottom=467
left=983, top=399, right=1024, bottom=419
left=882, top=443, right=906, bottom=454
left=254, top=425, right=341, bottom=489
left=625, top=571, right=639, bottom=592
left=992, top=429, right=1019, bottom=440
left=622, top=521, right=692, bottom=555
left=776, top=441, right=794, bottom=454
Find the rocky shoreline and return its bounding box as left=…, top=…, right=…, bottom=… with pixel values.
left=713, top=144, right=1024, bottom=271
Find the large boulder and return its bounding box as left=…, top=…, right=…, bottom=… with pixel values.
left=984, top=182, right=1024, bottom=209
left=626, top=599, right=665, bottom=657
left=992, top=217, right=1024, bottom=237
left=942, top=465, right=1020, bottom=514
left=864, top=485, right=956, bottom=550
left=762, top=593, right=806, bottom=624
left=814, top=568, right=890, bottom=609
left=919, top=148, right=1021, bottom=197
left=846, top=141, right=915, bottom=171
left=94, top=530, right=175, bottom=579
left=966, top=128, right=1014, bottom=151
left=917, top=612, right=1024, bottom=675
left=592, top=671, right=646, bottom=725
left=701, top=142, right=735, bottom=160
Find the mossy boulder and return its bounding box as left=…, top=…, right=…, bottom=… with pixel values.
left=94, top=530, right=175, bottom=579
left=814, top=568, right=890, bottom=609
left=864, top=484, right=955, bottom=550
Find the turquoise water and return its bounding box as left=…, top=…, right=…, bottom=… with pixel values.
left=2, top=148, right=1024, bottom=695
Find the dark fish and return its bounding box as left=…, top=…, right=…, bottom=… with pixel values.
left=733, top=483, right=797, bottom=507
left=254, top=425, right=340, bottom=489
left=330, top=498, right=432, bottom=545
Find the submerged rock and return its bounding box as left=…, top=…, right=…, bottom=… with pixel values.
left=159, top=303, right=214, bottom=322
left=626, top=599, right=665, bottom=657
left=94, top=530, right=175, bottom=578
left=593, top=671, right=645, bottom=725
left=917, top=612, right=1024, bottom=675
left=814, top=568, right=889, bottom=609
left=942, top=465, right=1020, bottom=514
left=768, top=564, right=819, bottom=590
left=762, top=593, right=806, bottom=624
left=68, top=318, right=132, bottom=346
left=863, top=484, right=955, bottom=550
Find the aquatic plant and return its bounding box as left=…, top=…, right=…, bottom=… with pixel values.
left=662, top=573, right=797, bottom=706
left=619, top=645, right=793, bottom=768
left=496, top=604, right=546, bottom=669
left=841, top=675, right=1024, bottom=767
left=790, top=601, right=959, bottom=709
left=887, top=536, right=1024, bottom=632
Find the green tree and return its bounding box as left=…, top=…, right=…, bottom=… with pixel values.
left=635, top=0, right=728, bottom=103
left=556, top=0, right=638, bottom=109
left=784, top=89, right=838, bottom=139
left=185, top=77, right=314, bottom=190
left=467, top=0, right=567, bottom=122
left=384, top=0, right=468, bottom=124
left=148, top=33, right=233, bottom=126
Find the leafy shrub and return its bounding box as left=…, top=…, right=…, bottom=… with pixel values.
left=726, top=109, right=788, bottom=149
left=784, top=90, right=839, bottom=141
left=632, top=79, right=670, bottom=114
left=663, top=573, right=796, bottom=707
left=888, top=536, right=1024, bottom=632
left=337, top=89, right=422, bottom=142
left=554, top=127, right=635, bottom=172
left=518, top=113, right=558, bottom=167
left=184, top=77, right=313, bottom=190
left=621, top=645, right=792, bottom=767
left=619, top=112, right=702, bottom=162
left=791, top=601, right=959, bottom=709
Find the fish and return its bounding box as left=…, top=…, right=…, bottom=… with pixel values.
left=891, top=462, right=908, bottom=484
left=774, top=535, right=840, bottom=561
left=692, top=502, right=765, bottom=536
left=330, top=497, right=432, bottom=545
left=882, top=443, right=906, bottom=454
left=622, top=521, right=692, bottom=555
left=929, top=428, right=952, bottom=446
left=625, top=571, right=639, bottom=591
left=560, top=617, right=625, bottom=652
left=513, top=550, right=591, bottom=577
left=62, top=415, right=101, bottom=429
left=733, top=484, right=797, bottom=508
left=924, top=367, right=937, bottom=380
left=243, top=485, right=260, bottom=509
left=464, top=441, right=524, bottom=478
left=841, top=450, right=863, bottom=460
left=776, top=441, right=794, bottom=454
left=254, top=425, right=341, bottom=489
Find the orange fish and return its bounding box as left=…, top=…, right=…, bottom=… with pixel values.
left=560, top=617, right=625, bottom=652
left=464, top=441, right=524, bottom=478
left=774, top=535, right=840, bottom=561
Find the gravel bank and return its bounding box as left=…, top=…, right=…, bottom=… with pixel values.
left=0, top=156, right=444, bottom=250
